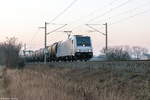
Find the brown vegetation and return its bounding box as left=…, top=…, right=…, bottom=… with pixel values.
left=4, top=61, right=150, bottom=100
left=0, top=37, right=24, bottom=68
left=0, top=66, right=10, bottom=98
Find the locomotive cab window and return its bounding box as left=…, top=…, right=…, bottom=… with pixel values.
left=76, top=37, right=91, bottom=46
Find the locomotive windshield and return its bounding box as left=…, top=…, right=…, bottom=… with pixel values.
left=76, top=37, right=91, bottom=46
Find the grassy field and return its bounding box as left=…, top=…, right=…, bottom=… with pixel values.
left=0, top=66, right=10, bottom=99
left=2, top=61, right=150, bottom=100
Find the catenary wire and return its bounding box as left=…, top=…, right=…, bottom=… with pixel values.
left=87, top=0, right=134, bottom=23
left=109, top=8, right=150, bottom=26
left=95, top=2, right=150, bottom=23
left=71, top=0, right=134, bottom=31
left=49, top=0, right=78, bottom=23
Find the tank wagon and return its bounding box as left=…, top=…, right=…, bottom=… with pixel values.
left=26, top=35, right=93, bottom=62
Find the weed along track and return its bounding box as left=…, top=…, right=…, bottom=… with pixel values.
left=0, top=67, right=12, bottom=99
left=0, top=67, right=6, bottom=97
left=3, top=61, right=150, bottom=100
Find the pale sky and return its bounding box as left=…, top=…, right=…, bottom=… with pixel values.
left=0, top=0, right=150, bottom=55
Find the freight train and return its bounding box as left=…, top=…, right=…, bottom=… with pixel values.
left=25, top=35, right=93, bottom=62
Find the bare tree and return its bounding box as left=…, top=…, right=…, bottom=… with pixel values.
left=0, top=37, right=24, bottom=68
left=101, top=46, right=131, bottom=61
left=131, top=46, right=148, bottom=60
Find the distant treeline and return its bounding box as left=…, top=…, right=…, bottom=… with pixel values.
left=101, top=46, right=149, bottom=61
left=0, top=37, right=24, bottom=68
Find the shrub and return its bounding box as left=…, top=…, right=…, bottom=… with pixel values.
left=0, top=37, right=25, bottom=68
left=102, top=47, right=131, bottom=61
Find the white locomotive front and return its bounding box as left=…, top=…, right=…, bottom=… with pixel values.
left=74, top=35, right=93, bottom=60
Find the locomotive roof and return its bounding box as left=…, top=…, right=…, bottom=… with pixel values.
left=70, top=35, right=90, bottom=38
left=73, top=35, right=90, bottom=37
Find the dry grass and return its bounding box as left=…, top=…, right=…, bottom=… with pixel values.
left=4, top=62, right=150, bottom=100
left=0, top=66, right=10, bottom=98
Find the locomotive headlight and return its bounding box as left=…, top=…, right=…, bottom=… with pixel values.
left=88, top=49, right=92, bottom=52
left=77, top=49, right=80, bottom=52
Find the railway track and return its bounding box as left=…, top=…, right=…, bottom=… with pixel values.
left=26, top=60, right=150, bottom=71
left=26, top=60, right=150, bottom=64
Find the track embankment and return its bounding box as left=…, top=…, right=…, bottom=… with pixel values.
left=28, top=60, right=150, bottom=72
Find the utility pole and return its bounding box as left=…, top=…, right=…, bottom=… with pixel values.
left=39, top=22, right=49, bottom=64
left=23, top=44, right=26, bottom=56
left=44, top=22, right=49, bottom=48
left=103, top=22, right=108, bottom=50
left=86, top=22, right=108, bottom=51
left=24, top=44, right=26, bottom=51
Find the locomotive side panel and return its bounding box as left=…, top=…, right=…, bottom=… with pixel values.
left=56, top=40, right=74, bottom=57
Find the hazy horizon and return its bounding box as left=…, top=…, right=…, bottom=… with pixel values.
left=0, top=0, right=150, bottom=55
